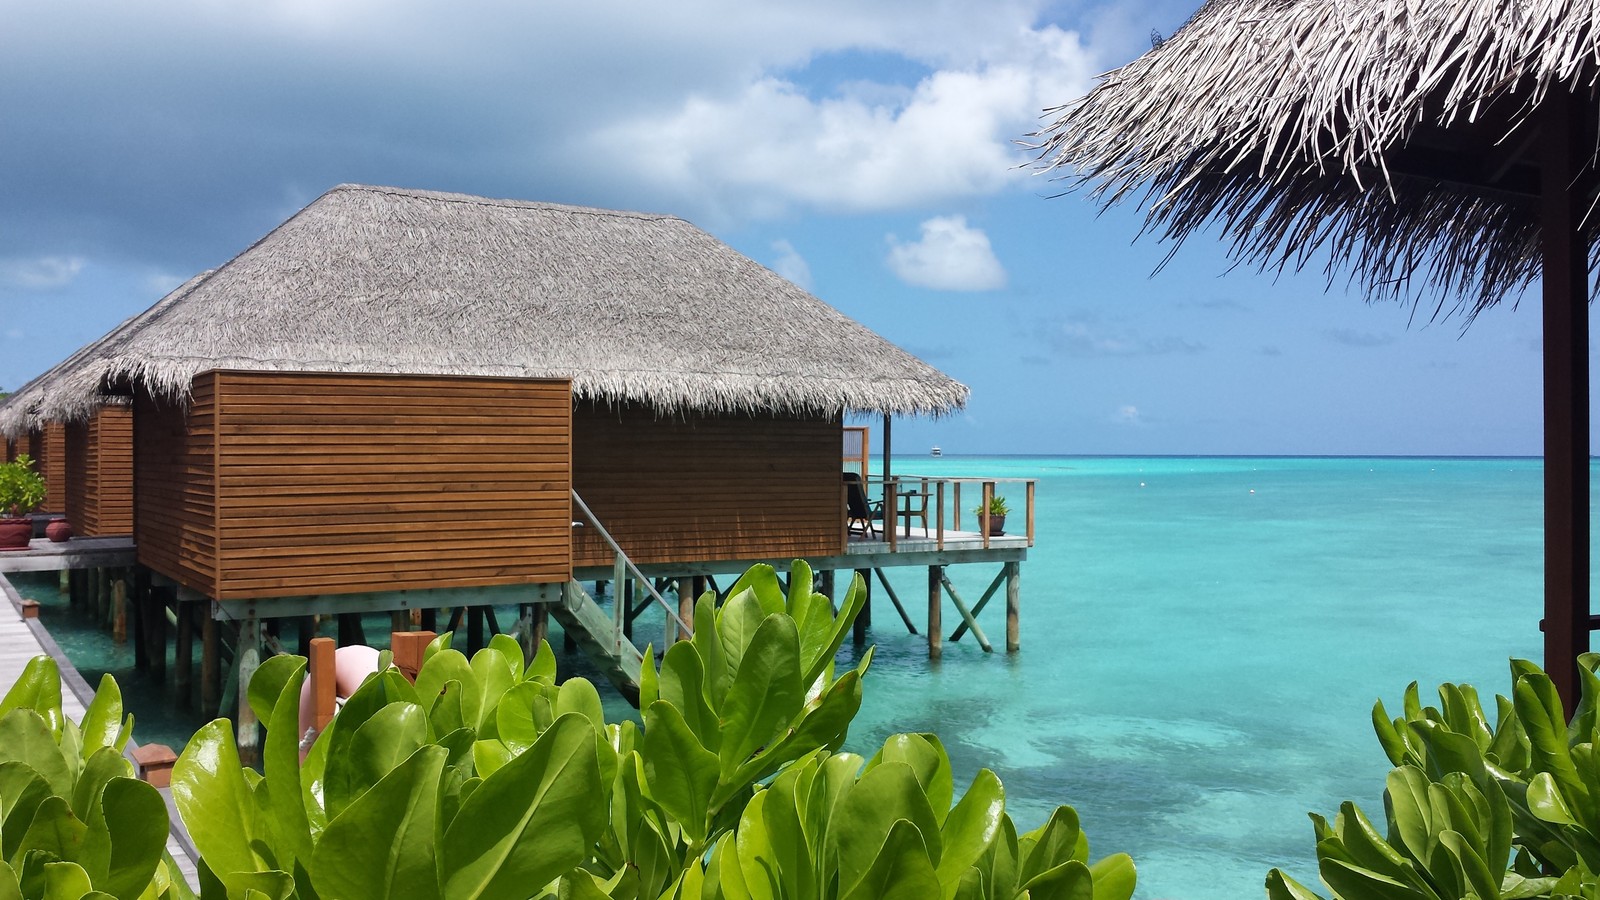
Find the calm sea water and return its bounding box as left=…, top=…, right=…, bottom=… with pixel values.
left=6, top=456, right=1553, bottom=900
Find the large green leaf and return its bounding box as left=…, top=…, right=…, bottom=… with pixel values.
left=1514, top=673, right=1594, bottom=828
left=1019, top=807, right=1085, bottom=886
left=468, top=649, right=515, bottom=731
left=716, top=593, right=768, bottom=692
left=40, top=860, right=93, bottom=900
left=554, top=679, right=604, bottom=733
left=798, top=574, right=867, bottom=693
left=256, top=661, right=311, bottom=875
left=1019, top=859, right=1093, bottom=900
left=78, top=677, right=125, bottom=759
left=1319, top=858, right=1430, bottom=900
left=493, top=682, right=549, bottom=754
left=0, top=710, right=70, bottom=797
left=438, top=714, right=605, bottom=900
left=1265, top=868, right=1327, bottom=900
left=641, top=702, right=718, bottom=846
left=324, top=703, right=428, bottom=821
left=692, top=596, right=730, bottom=713
left=245, top=655, right=302, bottom=729
left=1087, top=853, right=1137, bottom=900
left=0, top=658, right=62, bottom=738
left=0, top=762, right=52, bottom=860
left=834, top=762, right=942, bottom=890
left=657, top=643, right=718, bottom=753
left=839, top=819, right=940, bottom=900
left=0, top=860, right=19, bottom=900
left=414, top=650, right=476, bottom=721
left=731, top=791, right=778, bottom=900
left=1384, top=768, right=1436, bottom=865
left=310, top=745, right=446, bottom=900
left=869, top=735, right=954, bottom=826
left=725, top=565, right=786, bottom=618
left=79, top=777, right=166, bottom=900
left=171, top=719, right=261, bottom=879
left=937, top=769, right=1004, bottom=892
left=69, top=749, right=129, bottom=822
left=13, top=796, right=86, bottom=865
left=717, top=616, right=802, bottom=778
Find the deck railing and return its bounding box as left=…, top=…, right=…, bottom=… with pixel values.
left=844, top=475, right=1036, bottom=552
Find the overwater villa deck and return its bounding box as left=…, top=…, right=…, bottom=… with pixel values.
left=0, top=184, right=1033, bottom=761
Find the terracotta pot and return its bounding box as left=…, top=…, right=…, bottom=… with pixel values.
left=986, top=514, right=1007, bottom=537
left=0, top=518, right=31, bottom=551
left=45, top=519, right=72, bottom=542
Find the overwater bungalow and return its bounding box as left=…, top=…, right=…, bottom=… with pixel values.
left=0, top=184, right=1034, bottom=732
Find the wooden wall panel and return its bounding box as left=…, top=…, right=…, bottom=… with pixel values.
left=63, top=406, right=134, bottom=536
left=571, top=404, right=841, bottom=568
left=135, top=375, right=219, bottom=595
left=23, top=425, right=68, bottom=513
left=212, top=372, right=572, bottom=600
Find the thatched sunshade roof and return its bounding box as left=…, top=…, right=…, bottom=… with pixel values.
left=1034, top=0, right=1599, bottom=317
left=10, top=184, right=966, bottom=432
left=1033, top=0, right=1599, bottom=706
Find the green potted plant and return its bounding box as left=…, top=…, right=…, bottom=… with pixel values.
left=0, top=453, right=47, bottom=550
left=974, top=494, right=1010, bottom=536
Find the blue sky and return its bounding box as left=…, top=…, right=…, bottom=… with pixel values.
left=0, top=0, right=1556, bottom=455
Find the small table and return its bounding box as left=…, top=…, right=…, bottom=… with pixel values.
left=897, top=491, right=928, bottom=537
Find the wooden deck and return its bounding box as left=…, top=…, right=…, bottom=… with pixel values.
left=0, top=535, right=138, bottom=573
left=0, top=572, right=199, bottom=888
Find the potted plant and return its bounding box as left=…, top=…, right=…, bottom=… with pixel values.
left=974, top=494, right=1010, bottom=536
left=0, top=453, right=47, bottom=550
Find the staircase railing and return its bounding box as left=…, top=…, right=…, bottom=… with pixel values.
left=570, top=489, right=694, bottom=655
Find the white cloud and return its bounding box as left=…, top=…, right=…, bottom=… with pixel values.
left=770, top=240, right=813, bottom=290
left=1114, top=405, right=1142, bottom=425
left=4, top=329, right=23, bottom=340
left=584, top=23, right=1097, bottom=219
left=0, top=256, right=86, bottom=290
left=885, top=215, right=1006, bottom=291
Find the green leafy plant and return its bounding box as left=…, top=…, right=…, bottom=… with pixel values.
left=1266, top=656, right=1600, bottom=900
left=168, top=560, right=1134, bottom=899
left=0, top=453, right=47, bottom=517
left=973, top=495, right=1009, bottom=518
left=0, top=655, right=190, bottom=900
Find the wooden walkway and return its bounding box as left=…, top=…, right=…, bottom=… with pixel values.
left=0, top=572, right=199, bottom=889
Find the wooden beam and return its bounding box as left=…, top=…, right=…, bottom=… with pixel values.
left=939, top=571, right=991, bottom=652
left=1541, top=90, right=1591, bottom=714
left=927, top=566, right=942, bottom=660
left=872, top=568, right=917, bottom=634
left=1005, top=561, right=1020, bottom=653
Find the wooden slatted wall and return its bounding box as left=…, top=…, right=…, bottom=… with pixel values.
left=209, top=372, right=572, bottom=600
left=24, top=425, right=68, bottom=513
left=64, top=406, right=134, bottom=536
left=135, top=378, right=219, bottom=595
left=571, top=403, right=842, bottom=567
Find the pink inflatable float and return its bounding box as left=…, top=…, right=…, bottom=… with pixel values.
left=297, top=644, right=381, bottom=751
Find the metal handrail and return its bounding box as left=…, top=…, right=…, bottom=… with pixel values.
left=570, top=490, right=694, bottom=641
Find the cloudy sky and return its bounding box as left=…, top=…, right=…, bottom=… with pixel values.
left=0, top=0, right=1558, bottom=455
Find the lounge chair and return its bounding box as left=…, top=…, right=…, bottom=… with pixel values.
left=844, top=472, right=880, bottom=538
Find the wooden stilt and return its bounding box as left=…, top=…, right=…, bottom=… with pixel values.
left=147, top=588, right=169, bottom=680
left=201, top=607, right=220, bottom=718
left=485, top=607, right=501, bottom=636
left=338, top=613, right=366, bottom=647
left=174, top=602, right=194, bottom=708
left=622, top=581, right=635, bottom=640
left=468, top=606, right=484, bottom=654
left=298, top=616, right=315, bottom=656
left=237, top=616, right=262, bottom=767
left=130, top=572, right=148, bottom=670
left=1005, top=562, right=1020, bottom=653
left=94, top=569, right=107, bottom=627
left=420, top=607, right=438, bottom=632
left=445, top=606, right=466, bottom=635
left=112, top=577, right=127, bottom=644
left=390, top=610, right=409, bottom=634
left=873, top=568, right=918, bottom=634
left=853, top=569, right=872, bottom=644
left=531, top=604, right=549, bottom=649
left=927, top=566, right=942, bottom=660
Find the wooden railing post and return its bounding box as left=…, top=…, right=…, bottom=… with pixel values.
left=886, top=479, right=899, bottom=552
left=309, top=636, right=336, bottom=732
left=981, top=482, right=994, bottom=549
left=935, top=480, right=945, bottom=550
left=1026, top=480, right=1036, bottom=545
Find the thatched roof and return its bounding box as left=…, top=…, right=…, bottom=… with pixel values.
left=8, top=185, right=966, bottom=433
left=1033, top=0, right=1600, bottom=319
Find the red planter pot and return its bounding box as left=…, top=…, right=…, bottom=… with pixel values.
left=0, top=518, right=32, bottom=551
left=45, top=519, right=73, bottom=542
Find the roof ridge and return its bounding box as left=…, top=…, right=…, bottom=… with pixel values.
left=328, top=183, right=679, bottom=223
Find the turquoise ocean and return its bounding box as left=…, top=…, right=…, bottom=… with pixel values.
left=6, top=456, right=1551, bottom=900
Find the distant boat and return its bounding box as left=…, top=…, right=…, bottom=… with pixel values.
left=930, top=446, right=942, bottom=457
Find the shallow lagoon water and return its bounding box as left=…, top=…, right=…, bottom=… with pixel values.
left=7, top=456, right=1552, bottom=900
